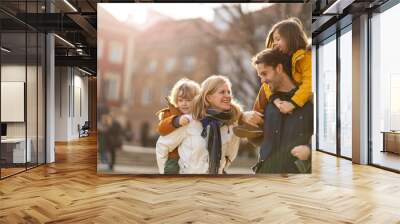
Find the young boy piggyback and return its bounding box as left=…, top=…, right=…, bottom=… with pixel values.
left=155, top=78, right=200, bottom=174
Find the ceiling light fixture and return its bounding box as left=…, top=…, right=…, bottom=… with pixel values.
left=1, top=47, right=11, bottom=53
left=322, top=0, right=355, bottom=15
left=63, top=0, right=78, bottom=12
left=54, top=34, right=75, bottom=48
left=78, top=67, right=93, bottom=76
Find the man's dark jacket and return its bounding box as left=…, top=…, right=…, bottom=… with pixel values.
left=259, top=89, right=313, bottom=164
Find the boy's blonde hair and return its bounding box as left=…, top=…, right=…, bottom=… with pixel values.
left=265, top=17, right=309, bottom=54
left=192, top=75, right=242, bottom=124
left=168, top=78, right=200, bottom=107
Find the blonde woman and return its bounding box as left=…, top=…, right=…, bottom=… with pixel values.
left=156, top=75, right=242, bottom=174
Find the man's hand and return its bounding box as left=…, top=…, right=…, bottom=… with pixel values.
left=276, top=101, right=295, bottom=114
left=241, top=111, right=264, bottom=127
left=291, top=145, right=311, bottom=160
left=179, top=115, right=191, bottom=126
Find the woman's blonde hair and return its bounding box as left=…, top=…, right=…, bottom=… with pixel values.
left=192, top=75, right=242, bottom=124
left=265, top=17, right=309, bottom=54
left=168, top=78, right=200, bottom=107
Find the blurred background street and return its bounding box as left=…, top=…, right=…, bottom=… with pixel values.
left=98, top=144, right=258, bottom=174
left=97, top=3, right=311, bottom=174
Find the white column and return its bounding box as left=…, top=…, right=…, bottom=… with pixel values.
left=45, top=0, right=56, bottom=163
left=46, top=32, right=55, bottom=163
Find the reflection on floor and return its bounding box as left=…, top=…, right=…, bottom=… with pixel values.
left=373, top=150, right=400, bottom=171
left=0, top=167, right=25, bottom=178
left=0, top=162, right=44, bottom=179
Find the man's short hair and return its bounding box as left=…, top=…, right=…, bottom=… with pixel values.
left=252, top=48, right=292, bottom=77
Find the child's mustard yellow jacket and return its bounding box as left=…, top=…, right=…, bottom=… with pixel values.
left=254, top=48, right=312, bottom=113
left=155, top=98, right=181, bottom=159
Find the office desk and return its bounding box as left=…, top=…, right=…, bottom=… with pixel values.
left=1, top=138, right=32, bottom=164
left=382, top=131, right=400, bottom=154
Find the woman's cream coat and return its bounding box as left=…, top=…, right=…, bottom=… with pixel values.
left=156, top=116, right=240, bottom=174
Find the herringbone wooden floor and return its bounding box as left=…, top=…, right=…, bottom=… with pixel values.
left=1, top=135, right=400, bottom=224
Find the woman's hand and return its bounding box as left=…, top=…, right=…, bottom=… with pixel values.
left=241, top=111, right=263, bottom=127
left=179, top=115, right=191, bottom=126
left=291, top=145, right=311, bottom=160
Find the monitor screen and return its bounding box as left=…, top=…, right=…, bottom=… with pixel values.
left=1, top=123, right=7, bottom=137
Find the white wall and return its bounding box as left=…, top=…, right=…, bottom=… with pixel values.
left=1, top=65, right=30, bottom=138
left=55, top=67, right=69, bottom=141
left=55, top=67, right=89, bottom=141
left=72, top=73, right=89, bottom=138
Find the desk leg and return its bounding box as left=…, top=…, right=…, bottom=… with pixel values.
left=382, top=133, right=386, bottom=152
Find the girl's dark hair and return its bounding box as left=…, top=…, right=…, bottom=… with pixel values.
left=265, top=17, right=309, bottom=54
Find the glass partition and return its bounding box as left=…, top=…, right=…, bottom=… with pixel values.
left=0, top=1, right=46, bottom=179
left=38, top=32, right=45, bottom=165
left=27, top=30, right=38, bottom=169
left=1, top=31, right=28, bottom=178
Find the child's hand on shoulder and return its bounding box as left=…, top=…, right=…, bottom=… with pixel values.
left=179, top=115, right=191, bottom=126
left=275, top=100, right=295, bottom=114
left=273, top=98, right=282, bottom=108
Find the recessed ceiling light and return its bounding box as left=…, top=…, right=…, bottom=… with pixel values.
left=54, top=34, right=75, bottom=48
left=323, top=0, right=354, bottom=15
left=78, top=67, right=93, bottom=76
left=63, top=0, right=78, bottom=12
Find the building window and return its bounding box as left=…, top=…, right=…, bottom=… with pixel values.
left=339, top=28, right=352, bottom=158
left=108, top=41, right=124, bottom=64
left=255, top=26, right=267, bottom=39
left=160, top=87, right=169, bottom=104
left=240, top=50, right=253, bottom=74
left=371, top=3, right=400, bottom=171
left=390, top=74, right=400, bottom=129
left=183, top=56, right=196, bottom=72
left=165, top=58, right=176, bottom=73
left=147, top=60, right=158, bottom=73
left=104, top=72, right=120, bottom=101
left=217, top=46, right=238, bottom=74
left=128, top=88, right=134, bottom=106
left=142, top=88, right=152, bottom=105
left=317, top=36, right=337, bottom=155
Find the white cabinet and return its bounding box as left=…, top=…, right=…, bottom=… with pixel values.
left=1, top=138, right=32, bottom=163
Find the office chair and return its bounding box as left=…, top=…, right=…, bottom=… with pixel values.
left=79, top=121, right=90, bottom=138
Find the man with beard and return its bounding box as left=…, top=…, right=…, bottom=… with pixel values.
left=242, top=48, right=313, bottom=173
